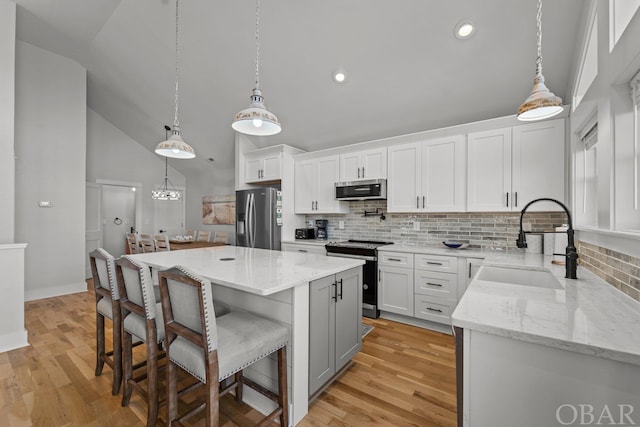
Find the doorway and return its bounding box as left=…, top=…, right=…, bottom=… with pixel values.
left=102, top=185, right=137, bottom=257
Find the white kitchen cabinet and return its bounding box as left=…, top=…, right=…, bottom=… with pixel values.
left=387, top=135, right=466, bottom=212
left=245, top=150, right=281, bottom=183
left=467, top=119, right=565, bottom=212
left=294, top=155, right=348, bottom=214
left=339, top=147, right=387, bottom=181
left=282, top=241, right=327, bottom=255
left=309, top=267, right=362, bottom=397
left=379, top=264, right=414, bottom=316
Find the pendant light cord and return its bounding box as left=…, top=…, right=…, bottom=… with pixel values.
left=535, top=0, right=543, bottom=77
left=255, top=0, right=260, bottom=90
left=174, top=0, right=181, bottom=128
left=164, top=157, right=169, bottom=191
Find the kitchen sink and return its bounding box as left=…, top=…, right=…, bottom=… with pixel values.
left=475, top=265, right=563, bottom=289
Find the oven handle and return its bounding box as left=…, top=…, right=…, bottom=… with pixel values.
left=326, top=252, right=377, bottom=262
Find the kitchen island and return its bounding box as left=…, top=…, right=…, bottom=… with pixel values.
left=128, top=245, right=364, bottom=425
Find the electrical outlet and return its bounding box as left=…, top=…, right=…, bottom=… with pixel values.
left=339, top=220, right=345, bottom=229
left=413, top=221, right=420, bottom=231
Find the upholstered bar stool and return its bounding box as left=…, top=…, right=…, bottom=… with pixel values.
left=115, top=256, right=165, bottom=427
left=158, top=266, right=289, bottom=427
left=89, top=248, right=122, bottom=396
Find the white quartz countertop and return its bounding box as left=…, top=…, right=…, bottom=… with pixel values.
left=451, top=253, right=640, bottom=366
left=128, top=246, right=363, bottom=296
left=378, top=242, right=488, bottom=258
left=281, top=239, right=331, bottom=247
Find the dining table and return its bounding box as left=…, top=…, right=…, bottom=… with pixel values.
left=168, top=239, right=224, bottom=250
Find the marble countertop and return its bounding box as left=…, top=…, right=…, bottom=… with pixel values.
left=281, top=239, right=331, bottom=246
left=378, top=242, right=491, bottom=258
left=452, top=253, right=640, bottom=366
left=128, top=246, right=363, bottom=296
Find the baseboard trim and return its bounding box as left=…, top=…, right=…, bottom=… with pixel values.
left=379, top=311, right=453, bottom=335
left=0, top=329, right=29, bottom=353
left=25, top=282, right=87, bottom=301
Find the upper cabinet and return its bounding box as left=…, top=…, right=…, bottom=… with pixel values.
left=295, top=155, right=349, bottom=214
left=467, top=119, right=565, bottom=212
left=339, top=147, right=387, bottom=182
left=387, top=135, right=466, bottom=212
left=245, top=149, right=282, bottom=183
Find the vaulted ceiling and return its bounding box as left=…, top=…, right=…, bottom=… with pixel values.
left=14, top=0, right=585, bottom=177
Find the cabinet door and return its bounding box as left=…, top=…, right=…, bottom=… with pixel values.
left=387, top=142, right=422, bottom=212
left=261, top=153, right=282, bottom=181
left=512, top=119, right=565, bottom=211
left=467, top=128, right=512, bottom=211
left=245, top=158, right=262, bottom=183
left=309, top=275, right=336, bottom=396
left=339, top=152, right=362, bottom=181
left=460, top=257, right=484, bottom=300
left=379, top=265, right=414, bottom=316
left=315, top=155, right=348, bottom=213
left=361, top=148, right=387, bottom=179
left=422, top=135, right=466, bottom=212
left=334, top=267, right=362, bottom=372
left=294, top=160, right=315, bottom=214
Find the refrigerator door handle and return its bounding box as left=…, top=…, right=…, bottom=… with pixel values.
left=249, top=193, right=257, bottom=248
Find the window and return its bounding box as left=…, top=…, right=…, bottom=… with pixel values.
left=573, top=7, right=598, bottom=111
left=575, top=115, right=598, bottom=228
left=609, top=0, right=640, bottom=52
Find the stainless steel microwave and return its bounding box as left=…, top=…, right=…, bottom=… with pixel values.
left=335, top=179, right=387, bottom=200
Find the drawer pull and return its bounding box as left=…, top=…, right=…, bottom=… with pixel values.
left=387, top=258, right=403, bottom=262
left=426, top=261, right=443, bottom=266
left=426, top=307, right=443, bottom=313
left=297, top=249, right=307, bottom=252
left=426, top=282, right=442, bottom=287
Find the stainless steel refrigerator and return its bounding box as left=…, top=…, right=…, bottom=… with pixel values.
left=235, top=187, right=281, bottom=250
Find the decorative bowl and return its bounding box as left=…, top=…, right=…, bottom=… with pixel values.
left=442, top=241, right=469, bottom=249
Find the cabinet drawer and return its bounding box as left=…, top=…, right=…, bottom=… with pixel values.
left=414, top=295, right=455, bottom=325
left=414, top=254, right=456, bottom=273
left=282, top=243, right=326, bottom=255
left=379, top=252, right=414, bottom=268
left=414, top=270, right=457, bottom=299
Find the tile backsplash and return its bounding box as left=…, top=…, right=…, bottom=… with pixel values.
left=306, top=200, right=567, bottom=250
left=576, top=241, right=640, bottom=302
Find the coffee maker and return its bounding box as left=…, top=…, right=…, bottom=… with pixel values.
left=315, top=219, right=328, bottom=240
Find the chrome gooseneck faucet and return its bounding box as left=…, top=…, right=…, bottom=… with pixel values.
left=515, top=198, right=578, bottom=279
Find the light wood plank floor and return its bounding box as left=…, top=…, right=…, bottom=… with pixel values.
left=0, top=288, right=456, bottom=426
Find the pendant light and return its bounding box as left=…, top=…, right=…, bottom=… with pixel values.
left=152, top=126, right=182, bottom=200
left=232, top=0, right=281, bottom=136
left=517, top=0, right=564, bottom=121
left=155, top=0, right=196, bottom=159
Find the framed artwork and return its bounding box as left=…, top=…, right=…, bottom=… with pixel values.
left=202, top=195, right=235, bottom=225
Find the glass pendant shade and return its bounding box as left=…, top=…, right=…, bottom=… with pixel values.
left=232, top=89, right=281, bottom=136
left=155, top=125, right=195, bottom=159
left=517, top=74, right=564, bottom=121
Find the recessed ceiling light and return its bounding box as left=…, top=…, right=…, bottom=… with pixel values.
left=333, top=70, right=347, bottom=83
left=455, top=19, right=475, bottom=39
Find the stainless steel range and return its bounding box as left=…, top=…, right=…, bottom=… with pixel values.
left=325, top=239, right=393, bottom=318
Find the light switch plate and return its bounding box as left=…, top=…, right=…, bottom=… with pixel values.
left=339, top=221, right=345, bottom=229
left=413, top=221, right=420, bottom=231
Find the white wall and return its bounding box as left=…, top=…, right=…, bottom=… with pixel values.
left=86, top=108, right=186, bottom=235
left=0, top=1, right=15, bottom=244
left=14, top=41, right=87, bottom=300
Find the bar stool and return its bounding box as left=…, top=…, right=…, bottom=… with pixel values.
left=158, top=266, right=289, bottom=427
left=115, top=256, right=165, bottom=427
left=89, top=248, right=122, bottom=396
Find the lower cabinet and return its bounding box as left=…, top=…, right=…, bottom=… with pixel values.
left=282, top=241, right=327, bottom=255
left=379, top=265, right=414, bottom=316
left=309, top=267, right=362, bottom=397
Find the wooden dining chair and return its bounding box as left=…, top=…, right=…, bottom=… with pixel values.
left=213, top=231, right=228, bottom=244
left=126, top=233, right=139, bottom=254
left=140, top=234, right=156, bottom=253
left=154, top=234, right=170, bottom=252
left=196, top=230, right=210, bottom=242
left=89, top=248, right=122, bottom=396
left=115, top=256, right=165, bottom=427
left=158, top=266, right=289, bottom=427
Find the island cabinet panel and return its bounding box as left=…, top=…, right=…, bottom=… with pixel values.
left=309, top=267, right=362, bottom=397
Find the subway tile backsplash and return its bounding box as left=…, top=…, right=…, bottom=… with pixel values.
left=306, top=200, right=567, bottom=250
left=577, top=241, right=640, bottom=302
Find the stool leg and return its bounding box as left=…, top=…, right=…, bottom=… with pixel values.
left=277, top=347, right=288, bottom=427
left=121, top=331, right=133, bottom=407
left=234, top=371, right=243, bottom=402
left=95, top=312, right=105, bottom=376
left=167, top=359, right=178, bottom=425
left=111, top=306, right=122, bottom=395
left=146, top=322, right=159, bottom=427
left=206, top=355, right=220, bottom=427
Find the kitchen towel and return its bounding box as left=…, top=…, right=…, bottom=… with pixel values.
left=525, top=233, right=543, bottom=254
